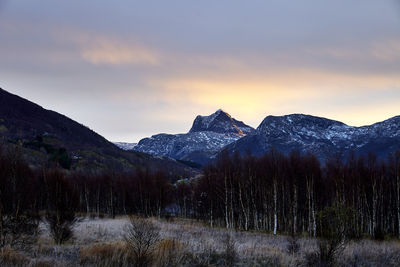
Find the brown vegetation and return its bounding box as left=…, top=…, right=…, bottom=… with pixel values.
left=80, top=241, right=130, bottom=267
left=0, top=217, right=398, bottom=266
left=1, top=139, right=400, bottom=265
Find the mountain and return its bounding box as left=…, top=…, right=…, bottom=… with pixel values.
left=190, top=109, right=254, bottom=135
left=114, top=142, right=137, bottom=151
left=133, top=109, right=255, bottom=166
left=0, top=88, right=197, bottom=177
left=222, top=113, right=400, bottom=162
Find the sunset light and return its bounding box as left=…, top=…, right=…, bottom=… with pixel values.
left=1, top=0, right=399, bottom=142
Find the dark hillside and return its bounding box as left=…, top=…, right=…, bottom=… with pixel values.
left=0, top=88, right=197, bottom=177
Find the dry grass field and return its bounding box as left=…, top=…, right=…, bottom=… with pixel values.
left=1, top=216, right=400, bottom=266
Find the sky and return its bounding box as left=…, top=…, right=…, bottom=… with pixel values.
left=1, top=0, right=400, bottom=142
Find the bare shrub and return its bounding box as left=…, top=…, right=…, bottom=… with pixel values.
left=305, top=241, right=340, bottom=267
left=223, top=233, right=237, bottom=266
left=306, top=203, right=353, bottom=267
left=44, top=170, right=78, bottom=245
left=0, top=212, right=40, bottom=250
left=124, top=217, right=160, bottom=267
left=286, top=234, right=300, bottom=255
left=46, top=211, right=77, bottom=245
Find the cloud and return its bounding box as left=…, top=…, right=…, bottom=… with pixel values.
left=41, top=27, right=161, bottom=66
left=145, top=67, right=400, bottom=129
left=81, top=39, right=160, bottom=66
left=308, top=38, right=400, bottom=68
left=1, top=0, right=400, bottom=142
left=371, top=39, right=400, bottom=62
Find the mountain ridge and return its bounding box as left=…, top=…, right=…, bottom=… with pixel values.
left=133, top=109, right=255, bottom=165
left=223, top=113, right=400, bottom=162
left=0, top=88, right=197, bottom=177
left=189, top=109, right=254, bottom=135
left=130, top=110, right=400, bottom=165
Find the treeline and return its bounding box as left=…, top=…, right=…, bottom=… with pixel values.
left=191, top=150, right=400, bottom=239
left=0, top=144, right=173, bottom=222
left=1, top=142, right=400, bottom=239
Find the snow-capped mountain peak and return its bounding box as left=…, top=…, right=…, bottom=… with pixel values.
left=189, top=109, right=254, bottom=135
left=125, top=111, right=400, bottom=166
left=133, top=110, right=254, bottom=166
left=223, top=113, right=400, bottom=162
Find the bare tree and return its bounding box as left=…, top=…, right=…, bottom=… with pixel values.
left=0, top=144, right=40, bottom=249
left=124, top=217, right=160, bottom=267
left=311, top=203, right=353, bottom=267
left=44, top=170, right=78, bottom=245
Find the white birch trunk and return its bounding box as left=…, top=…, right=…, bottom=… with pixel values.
left=224, top=174, right=229, bottom=229
left=273, top=178, right=278, bottom=235
left=397, top=174, right=400, bottom=239
left=293, top=184, right=297, bottom=235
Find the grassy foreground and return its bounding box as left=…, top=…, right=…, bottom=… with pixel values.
left=1, top=216, right=400, bottom=266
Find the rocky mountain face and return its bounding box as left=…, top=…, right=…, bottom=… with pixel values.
left=133, top=109, right=255, bottom=166
left=134, top=111, right=400, bottom=166
left=190, top=109, right=254, bottom=135
left=223, top=114, right=400, bottom=162
left=0, top=88, right=197, bottom=177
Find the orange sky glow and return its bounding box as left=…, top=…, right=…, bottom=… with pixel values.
left=0, top=0, right=399, bottom=142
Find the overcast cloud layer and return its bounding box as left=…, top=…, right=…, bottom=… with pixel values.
left=1, top=0, right=399, bottom=142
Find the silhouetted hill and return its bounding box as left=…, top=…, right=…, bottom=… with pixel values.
left=0, top=88, right=197, bottom=177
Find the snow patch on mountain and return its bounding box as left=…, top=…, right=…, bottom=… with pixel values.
left=114, top=142, right=137, bottom=150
